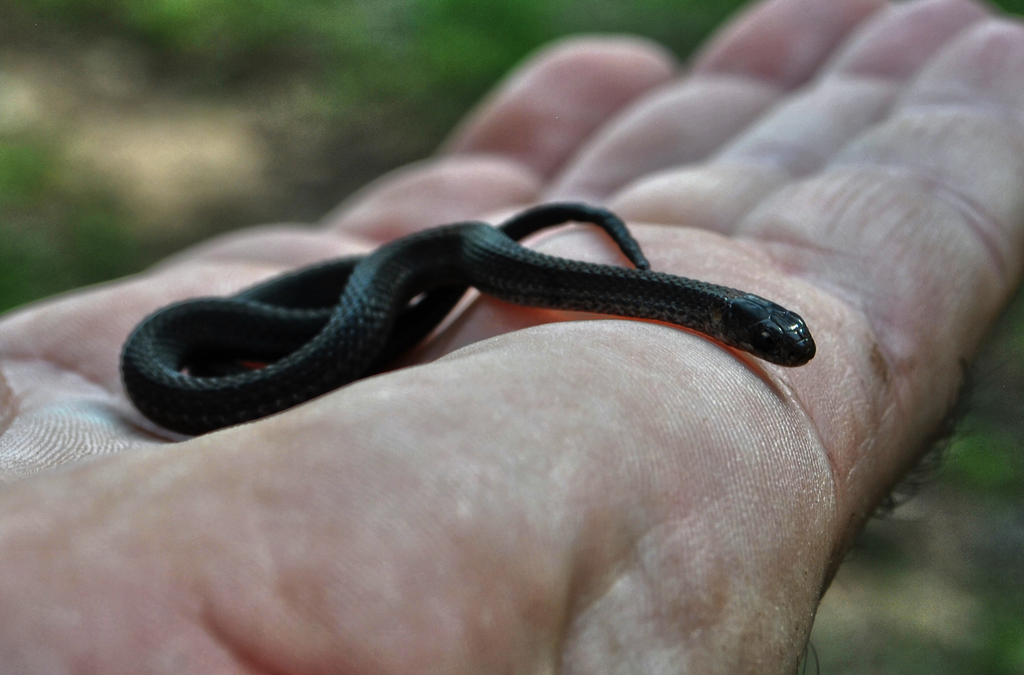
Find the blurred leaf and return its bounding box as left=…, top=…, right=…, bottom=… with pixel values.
left=0, top=137, right=139, bottom=311
left=945, top=432, right=1024, bottom=498
left=67, top=202, right=139, bottom=285
left=412, top=0, right=553, bottom=97
left=553, top=0, right=747, bottom=57
left=991, top=0, right=1024, bottom=16
left=982, top=612, right=1024, bottom=675
left=0, top=141, right=52, bottom=205
left=13, top=0, right=368, bottom=71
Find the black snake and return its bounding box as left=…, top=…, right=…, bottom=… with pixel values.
left=121, top=203, right=815, bottom=434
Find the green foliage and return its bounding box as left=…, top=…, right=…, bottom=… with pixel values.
left=980, top=612, right=1024, bottom=675
left=945, top=431, right=1024, bottom=498
left=0, top=203, right=138, bottom=314
left=411, top=0, right=554, bottom=98
left=0, top=141, right=51, bottom=204
left=991, top=0, right=1024, bottom=15
left=16, top=0, right=365, bottom=65
left=0, top=136, right=139, bottom=313
left=554, top=0, right=746, bottom=54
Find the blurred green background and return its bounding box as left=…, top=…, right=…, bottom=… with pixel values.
left=1, top=0, right=1023, bottom=671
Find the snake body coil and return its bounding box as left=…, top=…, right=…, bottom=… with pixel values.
left=121, top=203, right=815, bottom=434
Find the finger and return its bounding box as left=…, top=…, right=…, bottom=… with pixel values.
left=607, top=77, right=895, bottom=224
left=0, top=233, right=352, bottom=388
left=324, top=39, right=674, bottom=242
left=0, top=221, right=374, bottom=478
left=444, top=37, right=676, bottom=180
left=0, top=357, right=152, bottom=483
left=828, top=0, right=990, bottom=78
left=161, top=223, right=365, bottom=267
left=0, top=277, right=209, bottom=478
left=543, top=77, right=781, bottom=203
left=713, top=0, right=989, bottom=176
left=737, top=17, right=1024, bottom=522
left=321, top=155, right=540, bottom=242
left=611, top=0, right=988, bottom=229
left=546, top=0, right=886, bottom=201
left=691, top=0, right=884, bottom=86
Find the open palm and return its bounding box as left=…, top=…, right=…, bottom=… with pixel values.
left=1, top=0, right=1020, bottom=672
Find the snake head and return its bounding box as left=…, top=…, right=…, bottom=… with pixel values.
left=721, top=294, right=816, bottom=367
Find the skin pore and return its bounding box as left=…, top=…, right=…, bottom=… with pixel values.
left=1, top=0, right=1022, bottom=672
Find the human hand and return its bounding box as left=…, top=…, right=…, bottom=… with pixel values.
left=1, top=0, right=1019, bottom=672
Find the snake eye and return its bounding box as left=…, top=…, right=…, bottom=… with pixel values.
left=747, top=322, right=781, bottom=354
left=723, top=297, right=775, bottom=351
